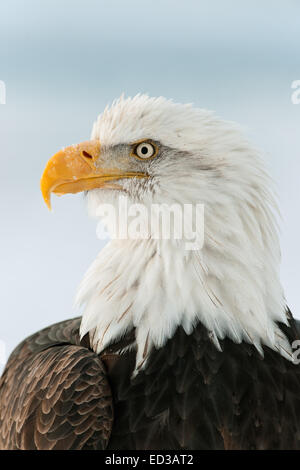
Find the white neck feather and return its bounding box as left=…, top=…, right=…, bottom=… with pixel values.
left=77, top=226, right=291, bottom=371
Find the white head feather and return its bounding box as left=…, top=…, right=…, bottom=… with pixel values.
left=76, top=94, right=291, bottom=371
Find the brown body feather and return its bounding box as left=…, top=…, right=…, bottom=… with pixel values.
left=1, top=313, right=300, bottom=449
left=0, top=318, right=113, bottom=449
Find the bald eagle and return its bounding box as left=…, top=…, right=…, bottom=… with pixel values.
left=1, top=95, right=300, bottom=450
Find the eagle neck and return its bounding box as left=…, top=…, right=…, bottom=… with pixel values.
left=77, top=236, right=292, bottom=372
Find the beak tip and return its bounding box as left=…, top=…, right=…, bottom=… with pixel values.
left=40, top=179, right=52, bottom=211
left=46, top=199, right=52, bottom=211
left=42, top=192, right=52, bottom=211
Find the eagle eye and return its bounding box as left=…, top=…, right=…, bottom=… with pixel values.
left=132, top=142, right=157, bottom=160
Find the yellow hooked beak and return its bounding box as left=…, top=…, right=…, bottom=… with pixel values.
left=40, top=140, right=147, bottom=209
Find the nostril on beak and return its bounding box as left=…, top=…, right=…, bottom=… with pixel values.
left=82, top=150, right=93, bottom=159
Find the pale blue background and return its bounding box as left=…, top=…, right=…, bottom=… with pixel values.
left=0, top=0, right=299, bottom=371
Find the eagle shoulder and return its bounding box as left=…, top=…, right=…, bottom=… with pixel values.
left=0, top=318, right=113, bottom=450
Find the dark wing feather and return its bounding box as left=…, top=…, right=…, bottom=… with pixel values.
left=106, top=312, right=300, bottom=450
left=0, top=318, right=113, bottom=450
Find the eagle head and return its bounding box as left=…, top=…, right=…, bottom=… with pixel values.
left=40, top=94, right=290, bottom=371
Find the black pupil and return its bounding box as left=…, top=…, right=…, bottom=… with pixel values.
left=141, top=146, right=149, bottom=155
